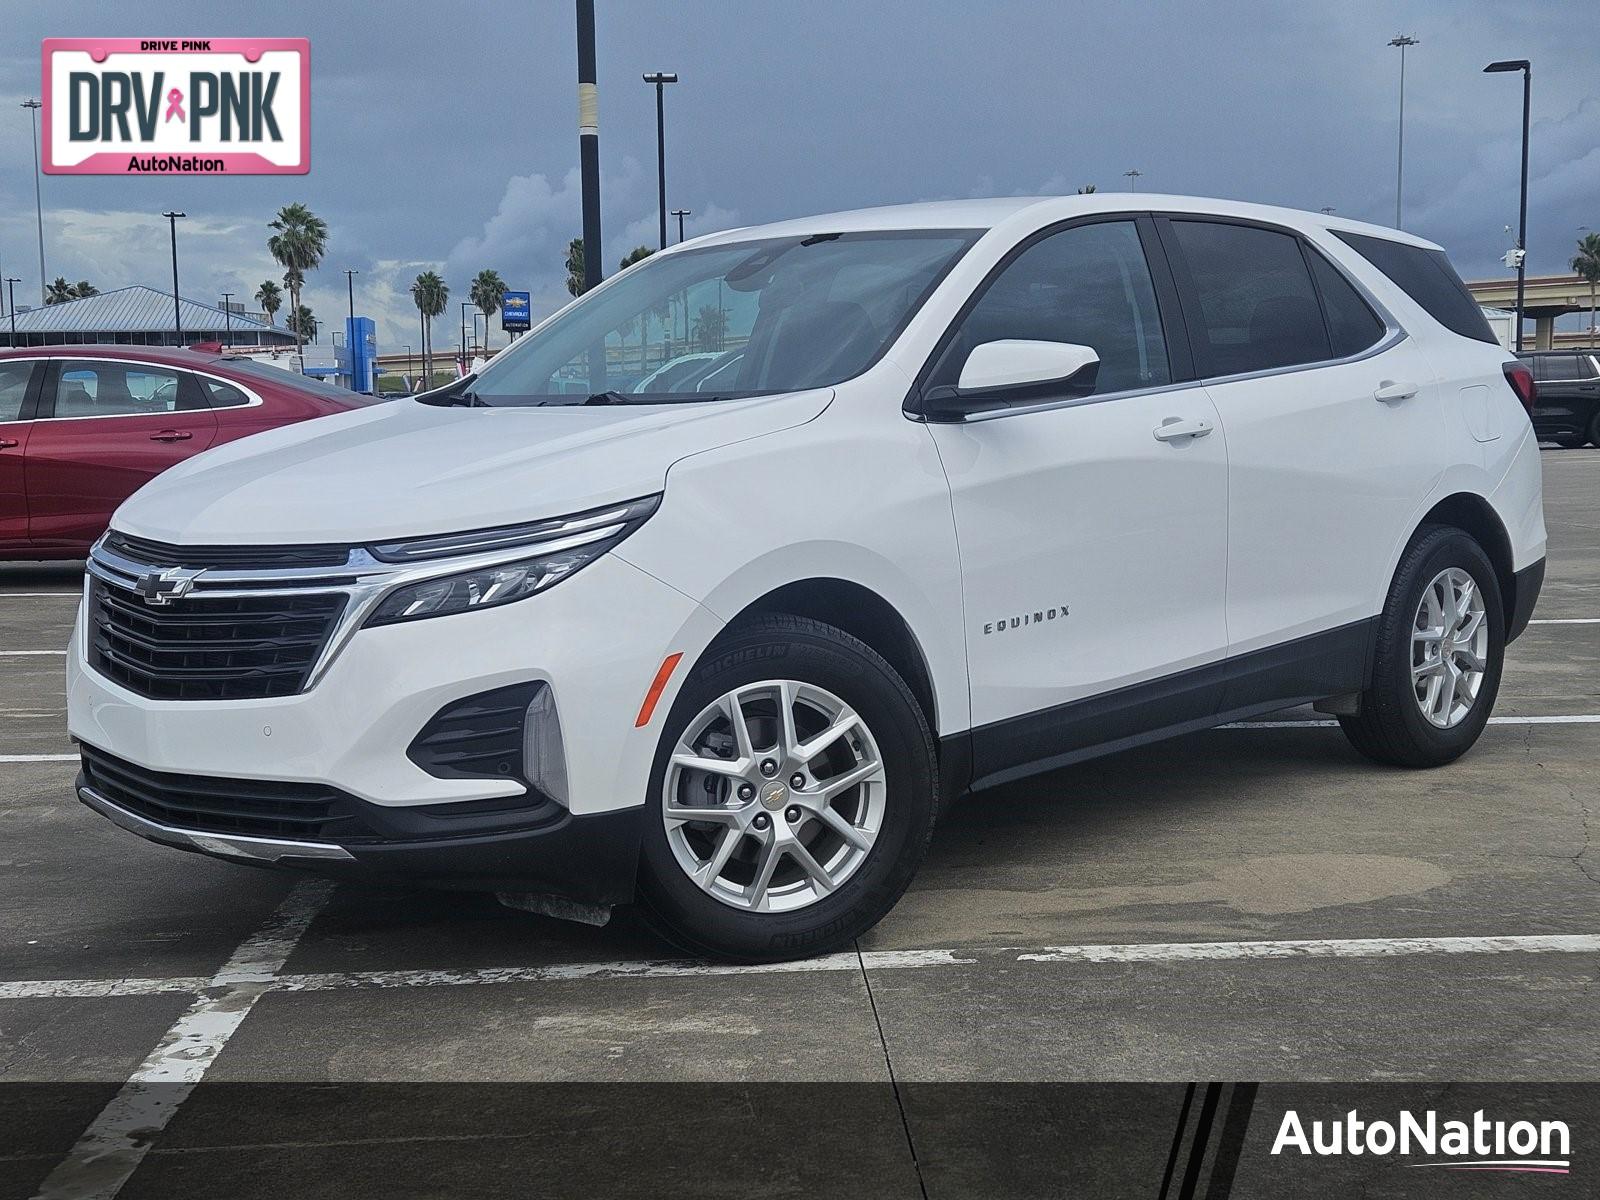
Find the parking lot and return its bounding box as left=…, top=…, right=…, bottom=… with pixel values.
left=1, top=449, right=1597, bottom=1197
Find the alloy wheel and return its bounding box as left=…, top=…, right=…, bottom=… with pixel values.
left=1411, top=567, right=1489, bottom=728
left=661, top=679, right=887, bottom=912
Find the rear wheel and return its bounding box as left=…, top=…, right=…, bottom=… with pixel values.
left=1588, top=410, right=1600, bottom=447
left=637, top=615, right=937, bottom=961
left=1552, top=433, right=1586, bottom=449
left=1339, top=526, right=1504, bottom=767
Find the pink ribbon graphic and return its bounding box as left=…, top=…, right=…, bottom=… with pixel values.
left=164, top=88, right=185, bottom=123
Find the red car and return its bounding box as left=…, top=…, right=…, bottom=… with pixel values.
left=0, top=344, right=378, bottom=559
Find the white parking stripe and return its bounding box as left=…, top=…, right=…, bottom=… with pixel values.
left=1018, top=933, right=1600, bottom=964
left=0, top=754, right=77, bottom=763
left=0, top=650, right=65, bottom=656
left=1529, top=618, right=1600, bottom=624
left=4, top=935, right=1597, bottom=1006
left=1224, top=714, right=1600, bottom=729
left=0, top=593, right=79, bottom=598
left=30, top=880, right=332, bottom=1200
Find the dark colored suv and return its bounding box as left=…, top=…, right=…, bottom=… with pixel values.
left=1517, top=349, right=1600, bottom=447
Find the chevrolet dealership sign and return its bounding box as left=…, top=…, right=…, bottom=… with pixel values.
left=43, top=38, right=309, bottom=174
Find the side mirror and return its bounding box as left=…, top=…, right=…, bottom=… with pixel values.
left=921, top=340, right=1101, bottom=421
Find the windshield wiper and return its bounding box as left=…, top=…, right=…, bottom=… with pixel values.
left=582, top=391, right=635, bottom=405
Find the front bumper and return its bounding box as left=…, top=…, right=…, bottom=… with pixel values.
left=77, top=772, right=644, bottom=903
left=68, top=550, right=723, bottom=898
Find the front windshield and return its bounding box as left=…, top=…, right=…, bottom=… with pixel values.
left=466, top=229, right=979, bottom=406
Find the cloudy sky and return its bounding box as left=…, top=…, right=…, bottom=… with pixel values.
left=2, top=1, right=1595, bottom=349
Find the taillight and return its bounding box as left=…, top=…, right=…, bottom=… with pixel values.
left=1502, top=362, right=1536, bottom=415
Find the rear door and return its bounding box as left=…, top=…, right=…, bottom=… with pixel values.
left=0, top=360, right=41, bottom=549
left=23, top=359, right=218, bottom=550
left=1158, top=217, right=1443, bottom=660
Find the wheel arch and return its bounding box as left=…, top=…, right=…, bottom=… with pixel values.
left=722, top=578, right=941, bottom=736
left=1409, top=492, right=1516, bottom=620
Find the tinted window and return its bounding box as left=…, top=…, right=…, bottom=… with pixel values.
left=933, top=220, right=1170, bottom=395
left=1583, top=355, right=1600, bottom=380
left=200, top=377, right=251, bottom=407
left=1171, top=221, right=1330, bottom=375
left=1540, top=355, right=1580, bottom=381
left=1306, top=248, right=1386, bottom=357
left=51, top=362, right=194, bottom=417
left=1334, top=231, right=1497, bottom=344
left=0, top=362, right=31, bottom=422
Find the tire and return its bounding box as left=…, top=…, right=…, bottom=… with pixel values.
left=637, top=614, right=937, bottom=961
left=1552, top=434, right=1585, bottom=449
left=1588, top=410, right=1600, bottom=447
left=1339, top=525, right=1504, bottom=768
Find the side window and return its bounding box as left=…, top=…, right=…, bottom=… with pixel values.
left=1333, top=231, right=1498, bottom=345
left=1581, top=356, right=1600, bottom=381
left=199, top=377, right=251, bottom=408
left=1305, top=248, right=1387, bottom=357
left=932, top=220, right=1170, bottom=395
left=0, top=362, right=32, bottom=422
left=1541, top=355, right=1580, bottom=382
left=1170, top=220, right=1331, bottom=376
left=51, top=362, right=193, bottom=418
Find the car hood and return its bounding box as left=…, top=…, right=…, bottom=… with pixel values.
left=114, top=391, right=834, bottom=545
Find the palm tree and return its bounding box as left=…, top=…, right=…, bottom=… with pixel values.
left=286, top=304, right=318, bottom=343
left=1573, top=232, right=1600, bottom=349
left=255, top=280, right=283, bottom=325
left=1076, top=184, right=1098, bottom=194
left=45, top=278, right=76, bottom=304
left=267, top=202, right=329, bottom=361
left=411, top=271, right=449, bottom=385
left=565, top=239, right=586, bottom=297
left=692, top=304, right=728, bottom=352
left=469, top=269, right=507, bottom=355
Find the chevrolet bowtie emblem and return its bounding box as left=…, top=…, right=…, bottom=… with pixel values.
left=132, top=566, right=204, bottom=606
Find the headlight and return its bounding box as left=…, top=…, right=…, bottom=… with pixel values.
left=363, top=495, right=659, bottom=627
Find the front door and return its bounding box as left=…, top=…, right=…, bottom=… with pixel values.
left=24, top=359, right=218, bottom=551
left=922, top=218, right=1230, bottom=783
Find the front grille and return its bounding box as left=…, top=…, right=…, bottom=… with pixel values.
left=88, top=578, right=347, bottom=700
left=103, top=531, right=350, bottom=570
left=80, top=744, right=376, bottom=842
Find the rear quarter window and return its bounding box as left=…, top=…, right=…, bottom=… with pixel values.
left=1333, top=231, right=1497, bottom=345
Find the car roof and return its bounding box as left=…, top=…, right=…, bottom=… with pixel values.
left=0, top=343, right=227, bottom=367
left=677, top=194, right=1444, bottom=253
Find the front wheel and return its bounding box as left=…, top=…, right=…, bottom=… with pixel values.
left=1339, top=525, right=1504, bottom=767
left=637, top=615, right=937, bottom=962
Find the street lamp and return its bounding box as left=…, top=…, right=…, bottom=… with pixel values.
left=4, top=278, right=19, bottom=346
left=1123, top=168, right=1142, bottom=191
left=1388, top=35, right=1419, bottom=228
left=161, top=212, right=186, bottom=342
left=21, top=99, right=45, bottom=306
left=576, top=0, right=602, bottom=293
left=220, top=292, right=234, bottom=348
left=672, top=208, right=691, bottom=243
left=642, top=72, right=679, bottom=250
left=1484, top=58, right=1532, bottom=352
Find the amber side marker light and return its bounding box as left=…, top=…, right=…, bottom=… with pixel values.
left=635, top=652, right=685, bottom=727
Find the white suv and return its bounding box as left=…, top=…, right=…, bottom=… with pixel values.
left=69, top=195, right=1546, bottom=960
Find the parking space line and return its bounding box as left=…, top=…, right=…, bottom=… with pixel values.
left=30, top=880, right=333, bottom=1200
left=0, top=593, right=79, bottom=599
left=1018, top=933, right=1600, bottom=964
left=1529, top=618, right=1600, bottom=624
left=0, top=650, right=66, bottom=656
left=0, top=754, right=78, bottom=763
left=0, top=976, right=208, bottom=1000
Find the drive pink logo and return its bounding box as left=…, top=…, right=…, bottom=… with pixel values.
left=42, top=38, right=309, bottom=175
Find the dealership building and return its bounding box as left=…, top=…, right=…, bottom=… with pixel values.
left=0, top=284, right=295, bottom=350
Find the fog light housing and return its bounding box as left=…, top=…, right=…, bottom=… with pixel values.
left=407, top=682, right=568, bottom=808
left=524, top=685, right=569, bottom=808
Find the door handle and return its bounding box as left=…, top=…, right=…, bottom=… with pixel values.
left=0, top=438, right=17, bottom=450
left=149, top=430, right=193, bottom=443
left=1373, top=380, right=1420, bottom=403
left=1152, top=416, right=1213, bottom=442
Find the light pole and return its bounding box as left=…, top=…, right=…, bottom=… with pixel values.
left=643, top=72, right=678, bottom=251
left=1388, top=35, right=1419, bottom=228
left=21, top=99, right=45, bottom=305
left=576, top=1, right=602, bottom=294
left=460, top=301, right=473, bottom=370
left=404, top=344, right=414, bottom=391
left=1485, top=59, right=1531, bottom=351
left=672, top=208, right=691, bottom=243
left=161, top=211, right=186, bottom=342
left=1123, top=168, right=1141, bottom=191
left=4, top=278, right=19, bottom=346
left=220, top=291, right=234, bottom=348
